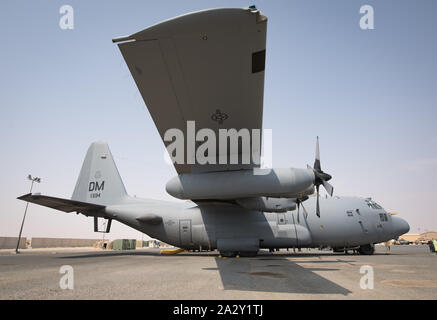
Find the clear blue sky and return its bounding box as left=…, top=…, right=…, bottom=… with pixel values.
left=1, top=0, right=436, bottom=239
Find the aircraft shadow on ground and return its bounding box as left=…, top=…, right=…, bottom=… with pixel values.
left=58, top=250, right=351, bottom=295
left=214, top=256, right=352, bottom=295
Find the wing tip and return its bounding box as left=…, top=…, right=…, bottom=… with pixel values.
left=17, top=193, right=32, bottom=200
left=112, top=35, right=133, bottom=43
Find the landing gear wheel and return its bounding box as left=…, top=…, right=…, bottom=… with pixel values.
left=358, top=244, right=375, bottom=255
left=219, top=251, right=258, bottom=257
left=219, top=251, right=237, bottom=257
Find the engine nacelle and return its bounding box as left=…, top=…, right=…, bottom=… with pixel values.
left=166, top=168, right=315, bottom=200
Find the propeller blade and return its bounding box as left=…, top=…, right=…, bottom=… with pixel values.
left=302, top=202, right=309, bottom=219
left=307, top=137, right=334, bottom=218
left=322, top=180, right=334, bottom=196
left=314, top=136, right=321, bottom=172
left=297, top=202, right=300, bottom=224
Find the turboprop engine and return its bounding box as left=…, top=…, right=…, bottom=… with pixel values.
left=165, top=168, right=315, bottom=200
left=166, top=137, right=334, bottom=217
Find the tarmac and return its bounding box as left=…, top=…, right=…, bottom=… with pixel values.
left=0, top=245, right=436, bottom=299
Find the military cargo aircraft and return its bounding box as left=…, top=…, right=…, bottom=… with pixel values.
left=18, top=7, right=409, bottom=256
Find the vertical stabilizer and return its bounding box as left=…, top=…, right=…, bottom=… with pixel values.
left=71, top=142, right=127, bottom=205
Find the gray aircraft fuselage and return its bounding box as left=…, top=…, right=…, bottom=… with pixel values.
left=18, top=141, right=410, bottom=256
left=104, top=194, right=410, bottom=253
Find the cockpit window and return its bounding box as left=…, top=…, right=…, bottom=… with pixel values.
left=365, top=198, right=383, bottom=209
left=379, top=213, right=388, bottom=222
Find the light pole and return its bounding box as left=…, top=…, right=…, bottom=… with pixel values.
left=15, top=175, right=41, bottom=254
left=101, top=220, right=106, bottom=249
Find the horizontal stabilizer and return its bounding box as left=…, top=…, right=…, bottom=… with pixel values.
left=17, top=193, right=105, bottom=216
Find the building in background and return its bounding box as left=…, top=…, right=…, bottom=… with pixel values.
left=399, top=231, right=437, bottom=244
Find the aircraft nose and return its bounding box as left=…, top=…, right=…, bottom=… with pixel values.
left=391, top=216, right=410, bottom=237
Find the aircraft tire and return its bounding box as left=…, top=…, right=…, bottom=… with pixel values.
left=219, top=251, right=237, bottom=257
left=358, top=244, right=375, bottom=255
left=219, top=251, right=258, bottom=257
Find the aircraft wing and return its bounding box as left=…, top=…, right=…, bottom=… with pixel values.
left=17, top=193, right=106, bottom=216
left=114, top=7, right=267, bottom=174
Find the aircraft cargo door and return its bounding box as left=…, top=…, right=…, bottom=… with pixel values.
left=179, top=219, right=192, bottom=247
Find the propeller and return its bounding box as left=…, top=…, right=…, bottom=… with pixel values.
left=296, top=196, right=309, bottom=224
left=307, top=137, right=334, bottom=218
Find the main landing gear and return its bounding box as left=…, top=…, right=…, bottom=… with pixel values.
left=219, top=251, right=258, bottom=258
left=358, top=244, right=375, bottom=255
left=332, top=243, right=375, bottom=255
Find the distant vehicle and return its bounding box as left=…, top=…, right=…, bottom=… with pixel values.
left=396, top=239, right=410, bottom=245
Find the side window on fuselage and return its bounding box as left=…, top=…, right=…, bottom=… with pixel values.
left=379, top=213, right=388, bottom=222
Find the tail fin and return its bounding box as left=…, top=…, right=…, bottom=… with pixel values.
left=71, top=142, right=127, bottom=205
